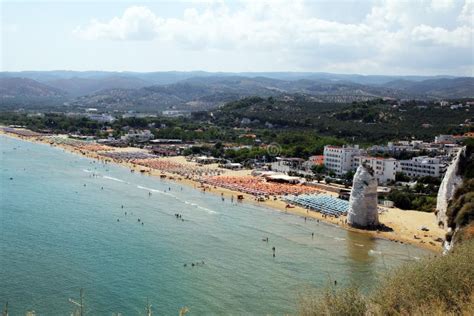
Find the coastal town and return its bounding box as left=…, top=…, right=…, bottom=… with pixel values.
left=3, top=123, right=470, bottom=251
left=2, top=0, right=474, bottom=313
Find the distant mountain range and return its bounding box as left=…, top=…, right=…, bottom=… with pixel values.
left=0, top=70, right=459, bottom=85
left=45, top=76, right=150, bottom=96
left=0, top=71, right=472, bottom=111
left=0, top=77, right=65, bottom=98
left=382, top=77, right=474, bottom=98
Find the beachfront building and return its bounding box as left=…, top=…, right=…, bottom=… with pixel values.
left=121, top=129, right=154, bottom=143
left=194, top=156, right=220, bottom=164
left=399, top=156, right=446, bottom=178
left=307, top=155, right=324, bottom=166
left=323, top=145, right=362, bottom=176
left=265, top=174, right=301, bottom=184
left=352, top=156, right=400, bottom=184
left=221, top=162, right=243, bottom=170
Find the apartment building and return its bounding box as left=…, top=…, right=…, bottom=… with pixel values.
left=352, top=156, right=400, bottom=184
left=399, top=156, right=446, bottom=178
left=323, top=145, right=362, bottom=176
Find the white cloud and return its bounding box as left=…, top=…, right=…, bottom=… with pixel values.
left=458, top=0, right=474, bottom=23
left=73, top=0, right=473, bottom=74
left=412, top=24, right=472, bottom=47
left=74, top=6, right=162, bottom=40
left=430, top=0, right=456, bottom=11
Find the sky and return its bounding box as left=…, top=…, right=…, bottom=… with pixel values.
left=1, top=0, right=473, bottom=75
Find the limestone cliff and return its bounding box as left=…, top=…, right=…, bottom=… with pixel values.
left=440, top=144, right=474, bottom=253
left=348, top=165, right=379, bottom=228
left=436, top=147, right=465, bottom=229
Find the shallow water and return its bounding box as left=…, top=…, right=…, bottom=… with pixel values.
left=0, top=135, right=432, bottom=315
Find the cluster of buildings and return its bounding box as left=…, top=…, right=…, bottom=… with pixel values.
left=323, top=135, right=467, bottom=184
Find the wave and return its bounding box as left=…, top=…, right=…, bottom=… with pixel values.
left=136, top=185, right=173, bottom=196
left=368, top=249, right=382, bottom=255
left=183, top=201, right=217, bottom=214
left=136, top=185, right=217, bottom=214
left=103, top=176, right=126, bottom=183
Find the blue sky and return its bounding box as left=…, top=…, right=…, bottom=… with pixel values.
left=1, top=0, right=473, bottom=75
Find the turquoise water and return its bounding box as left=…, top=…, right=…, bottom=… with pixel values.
left=0, top=135, right=431, bottom=315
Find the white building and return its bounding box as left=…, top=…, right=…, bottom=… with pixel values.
left=399, top=156, right=446, bottom=178
left=352, top=156, right=400, bottom=184
left=324, top=145, right=362, bottom=176
left=121, top=130, right=154, bottom=143
left=87, top=113, right=115, bottom=123
left=435, top=135, right=456, bottom=144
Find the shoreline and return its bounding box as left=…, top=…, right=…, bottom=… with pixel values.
left=0, top=129, right=445, bottom=252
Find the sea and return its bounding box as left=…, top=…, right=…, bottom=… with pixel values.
left=0, top=135, right=432, bottom=315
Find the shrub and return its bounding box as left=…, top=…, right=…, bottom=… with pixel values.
left=298, top=284, right=367, bottom=316
left=373, top=239, right=474, bottom=315
left=298, top=240, right=474, bottom=316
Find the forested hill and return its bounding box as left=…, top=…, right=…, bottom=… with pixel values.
left=210, top=96, right=473, bottom=142
left=0, top=73, right=473, bottom=111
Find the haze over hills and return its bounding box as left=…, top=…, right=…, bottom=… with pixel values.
left=0, top=71, right=472, bottom=112
left=0, top=70, right=459, bottom=85
left=45, top=76, right=151, bottom=97
left=382, top=77, right=474, bottom=98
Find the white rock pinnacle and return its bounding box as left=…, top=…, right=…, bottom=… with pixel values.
left=348, top=164, right=379, bottom=228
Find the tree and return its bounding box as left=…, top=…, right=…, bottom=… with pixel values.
left=311, top=164, right=326, bottom=175
left=344, top=170, right=355, bottom=181
left=388, top=190, right=412, bottom=210
left=395, top=172, right=410, bottom=182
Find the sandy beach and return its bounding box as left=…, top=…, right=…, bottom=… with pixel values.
left=1, top=128, right=446, bottom=252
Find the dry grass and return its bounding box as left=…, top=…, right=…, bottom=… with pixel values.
left=298, top=284, right=367, bottom=316
left=298, top=239, right=474, bottom=316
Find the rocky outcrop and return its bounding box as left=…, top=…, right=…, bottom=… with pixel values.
left=436, top=147, right=465, bottom=229
left=348, top=165, right=379, bottom=228
left=439, top=146, right=474, bottom=253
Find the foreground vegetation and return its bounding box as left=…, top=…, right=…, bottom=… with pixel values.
left=299, top=239, right=474, bottom=316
